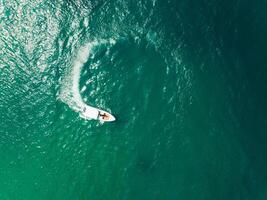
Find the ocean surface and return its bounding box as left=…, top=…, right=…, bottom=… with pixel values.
left=1, top=0, right=267, bottom=199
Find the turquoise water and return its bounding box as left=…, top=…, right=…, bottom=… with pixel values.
left=1, top=0, right=267, bottom=199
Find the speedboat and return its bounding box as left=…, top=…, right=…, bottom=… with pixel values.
left=79, top=105, right=115, bottom=122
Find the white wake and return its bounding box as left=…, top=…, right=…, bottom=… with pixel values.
left=59, top=39, right=116, bottom=119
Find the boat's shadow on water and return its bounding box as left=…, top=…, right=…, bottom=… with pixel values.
left=109, top=115, right=125, bottom=124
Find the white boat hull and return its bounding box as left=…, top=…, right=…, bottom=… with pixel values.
left=79, top=105, right=115, bottom=122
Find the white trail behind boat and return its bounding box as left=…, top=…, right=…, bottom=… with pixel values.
left=59, top=40, right=116, bottom=121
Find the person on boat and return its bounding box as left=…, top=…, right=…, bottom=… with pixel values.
left=99, top=112, right=109, bottom=120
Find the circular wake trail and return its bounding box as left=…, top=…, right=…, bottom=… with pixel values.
left=60, top=40, right=115, bottom=120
